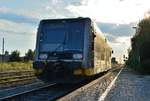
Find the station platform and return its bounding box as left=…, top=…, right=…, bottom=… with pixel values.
left=104, top=68, right=150, bottom=101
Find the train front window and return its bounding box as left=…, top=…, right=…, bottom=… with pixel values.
left=42, top=28, right=66, bottom=44
left=66, top=21, right=84, bottom=51
left=39, top=20, right=85, bottom=52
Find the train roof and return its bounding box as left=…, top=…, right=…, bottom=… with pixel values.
left=39, top=17, right=111, bottom=49
left=40, top=17, right=91, bottom=23
left=92, top=21, right=106, bottom=40
left=92, top=21, right=111, bottom=49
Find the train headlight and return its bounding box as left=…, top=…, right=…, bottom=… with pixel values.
left=73, top=54, right=83, bottom=59
left=39, top=53, right=48, bottom=59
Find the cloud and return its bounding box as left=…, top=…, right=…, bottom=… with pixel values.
left=115, top=36, right=131, bottom=45
left=144, top=9, right=150, bottom=18
left=96, top=22, right=133, bottom=58
left=97, top=22, right=136, bottom=43
left=0, top=6, right=9, bottom=12
left=0, top=32, right=36, bottom=56
left=110, top=42, right=129, bottom=58
left=110, top=36, right=131, bottom=58
left=0, top=29, right=35, bottom=36
left=0, top=11, right=39, bottom=25
left=66, top=0, right=150, bottom=24
left=0, top=19, right=36, bottom=35
left=0, top=19, right=36, bottom=56
left=105, top=33, right=117, bottom=43
left=42, top=0, right=85, bottom=19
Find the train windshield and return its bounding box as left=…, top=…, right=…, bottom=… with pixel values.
left=39, top=20, right=85, bottom=52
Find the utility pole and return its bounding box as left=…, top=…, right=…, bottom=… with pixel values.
left=2, top=38, right=4, bottom=62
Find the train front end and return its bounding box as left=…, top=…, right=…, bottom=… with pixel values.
left=33, top=18, right=90, bottom=81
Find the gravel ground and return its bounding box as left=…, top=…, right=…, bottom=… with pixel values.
left=105, top=68, right=150, bottom=101
left=60, top=67, right=150, bottom=101
left=59, top=68, right=120, bottom=101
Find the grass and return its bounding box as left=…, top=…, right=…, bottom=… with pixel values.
left=0, top=62, right=34, bottom=72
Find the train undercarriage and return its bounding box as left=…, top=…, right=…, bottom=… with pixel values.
left=33, top=61, right=91, bottom=83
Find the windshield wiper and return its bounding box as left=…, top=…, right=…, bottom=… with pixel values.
left=46, top=32, right=67, bottom=60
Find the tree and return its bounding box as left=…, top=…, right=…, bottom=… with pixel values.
left=24, top=49, right=34, bottom=61
left=138, top=17, right=150, bottom=36
left=9, top=50, right=21, bottom=62
left=133, top=17, right=150, bottom=46
left=127, top=17, right=150, bottom=73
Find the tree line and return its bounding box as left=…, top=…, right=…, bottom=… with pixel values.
left=127, top=16, right=150, bottom=73
left=8, top=49, right=35, bottom=62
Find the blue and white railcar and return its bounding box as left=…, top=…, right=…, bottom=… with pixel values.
left=33, top=17, right=112, bottom=77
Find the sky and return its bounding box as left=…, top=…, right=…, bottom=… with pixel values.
left=0, top=0, right=150, bottom=61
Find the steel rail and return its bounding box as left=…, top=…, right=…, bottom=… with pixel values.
left=0, top=74, right=35, bottom=80
left=0, top=83, right=57, bottom=101
left=0, top=70, right=34, bottom=75
left=0, top=76, right=36, bottom=85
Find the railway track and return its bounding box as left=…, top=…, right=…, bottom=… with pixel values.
left=0, top=68, right=121, bottom=101
left=0, top=76, right=36, bottom=85
left=0, top=81, right=81, bottom=101
left=0, top=82, right=56, bottom=101
left=0, top=71, right=34, bottom=77
left=0, top=71, right=36, bottom=88
left=0, top=75, right=108, bottom=101
left=0, top=73, right=105, bottom=101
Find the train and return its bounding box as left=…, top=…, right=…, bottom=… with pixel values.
left=33, top=17, right=112, bottom=82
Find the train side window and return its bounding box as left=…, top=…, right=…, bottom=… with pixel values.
left=101, top=53, right=104, bottom=60
left=101, top=49, right=105, bottom=60
left=107, top=51, right=109, bottom=61
left=110, top=51, right=112, bottom=57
